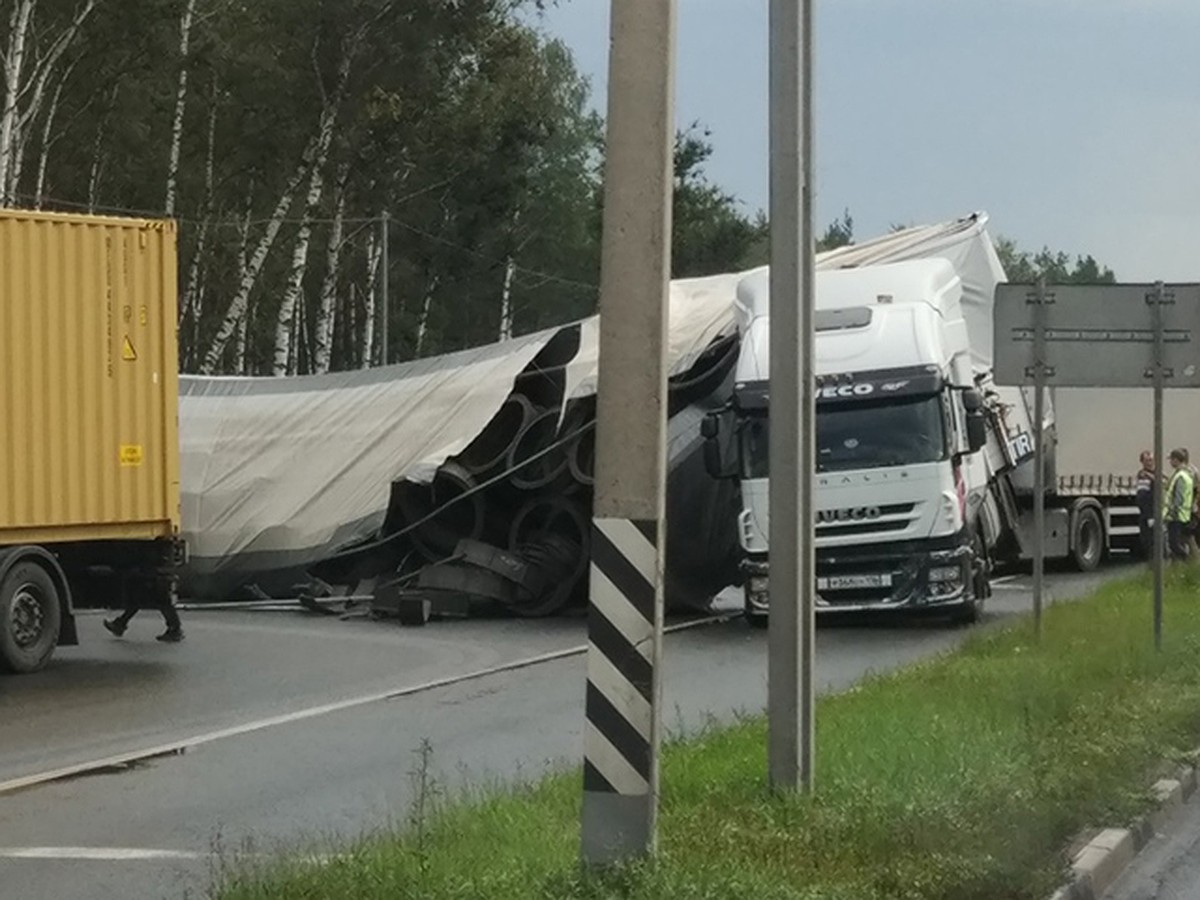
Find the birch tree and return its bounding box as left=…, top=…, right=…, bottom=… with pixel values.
left=312, top=160, right=349, bottom=373
left=0, top=0, right=100, bottom=203
left=359, top=227, right=379, bottom=368
left=163, top=0, right=197, bottom=216
left=272, top=35, right=356, bottom=376
left=199, top=144, right=312, bottom=374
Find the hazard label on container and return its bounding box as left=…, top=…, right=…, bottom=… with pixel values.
left=122, top=336, right=138, bottom=361
left=119, top=445, right=144, bottom=467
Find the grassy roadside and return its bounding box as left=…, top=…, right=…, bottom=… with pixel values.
left=218, top=566, right=1200, bottom=900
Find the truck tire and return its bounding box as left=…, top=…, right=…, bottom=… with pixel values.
left=1071, top=506, right=1104, bottom=572
left=949, top=528, right=989, bottom=627
left=0, top=559, right=62, bottom=674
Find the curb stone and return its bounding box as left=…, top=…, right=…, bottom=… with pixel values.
left=1046, top=756, right=1199, bottom=900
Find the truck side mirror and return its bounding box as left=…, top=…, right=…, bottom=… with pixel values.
left=966, top=412, right=988, bottom=453
left=702, top=410, right=738, bottom=479
left=961, top=388, right=987, bottom=453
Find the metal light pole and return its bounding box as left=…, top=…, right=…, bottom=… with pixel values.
left=580, top=0, right=676, bottom=865
left=767, top=0, right=815, bottom=792
left=1152, top=281, right=1166, bottom=651
left=1031, top=278, right=1047, bottom=640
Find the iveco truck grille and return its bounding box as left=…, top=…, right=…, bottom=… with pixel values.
left=815, top=502, right=916, bottom=539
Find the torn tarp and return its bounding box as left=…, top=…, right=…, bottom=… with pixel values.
left=178, top=271, right=747, bottom=602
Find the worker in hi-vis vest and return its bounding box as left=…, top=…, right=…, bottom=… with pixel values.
left=1163, top=447, right=1195, bottom=561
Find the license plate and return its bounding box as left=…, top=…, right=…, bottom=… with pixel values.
left=817, top=574, right=892, bottom=590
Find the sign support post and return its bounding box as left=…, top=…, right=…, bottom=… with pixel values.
left=1031, top=279, right=1047, bottom=639
left=1151, top=281, right=1166, bottom=651
left=767, top=0, right=815, bottom=792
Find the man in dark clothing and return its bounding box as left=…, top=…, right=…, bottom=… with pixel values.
left=103, top=574, right=184, bottom=642
left=1136, top=450, right=1157, bottom=558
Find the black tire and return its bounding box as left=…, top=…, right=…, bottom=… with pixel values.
left=0, top=560, right=62, bottom=674
left=1071, top=506, right=1104, bottom=572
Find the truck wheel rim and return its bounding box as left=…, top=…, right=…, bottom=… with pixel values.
left=1081, top=518, right=1101, bottom=562
left=11, top=585, right=45, bottom=649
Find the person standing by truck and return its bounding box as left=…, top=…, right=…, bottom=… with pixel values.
left=1136, top=450, right=1158, bottom=557
left=1163, top=448, right=1195, bottom=561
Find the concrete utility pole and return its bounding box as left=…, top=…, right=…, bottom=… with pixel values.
left=580, top=0, right=676, bottom=865
left=767, top=0, right=816, bottom=792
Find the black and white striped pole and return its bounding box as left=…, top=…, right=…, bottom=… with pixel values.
left=581, top=0, right=676, bottom=866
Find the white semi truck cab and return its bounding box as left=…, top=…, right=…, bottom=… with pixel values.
left=704, top=258, right=1014, bottom=624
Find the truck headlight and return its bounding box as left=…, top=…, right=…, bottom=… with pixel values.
left=928, top=566, right=962, bottom=584
left=749, top=576, right=769, bottom=594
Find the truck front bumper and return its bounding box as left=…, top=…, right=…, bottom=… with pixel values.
left=742, top=531, right=974, bottom=615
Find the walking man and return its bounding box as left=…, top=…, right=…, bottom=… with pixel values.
left=1163, top=448, right=1195, bottom=562
left=104, top=574, right=185, bottom=642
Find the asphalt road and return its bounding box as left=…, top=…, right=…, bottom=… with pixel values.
left=0, top=564, right=1131, bottom=900
left=1103, top=786, right=1200, bottom=900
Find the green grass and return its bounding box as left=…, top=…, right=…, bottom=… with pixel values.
left=218, top=566, right=1200, bottom=900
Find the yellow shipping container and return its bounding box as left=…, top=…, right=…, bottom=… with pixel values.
left=0, top=208, right=181, bottom=545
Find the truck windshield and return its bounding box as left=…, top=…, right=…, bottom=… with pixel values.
left=738, top=394, right=948, bottom=478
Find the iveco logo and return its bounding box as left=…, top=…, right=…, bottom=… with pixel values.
left=816, top=506, right=882, bottom=524
left=817, top=383, right=874, bottom=399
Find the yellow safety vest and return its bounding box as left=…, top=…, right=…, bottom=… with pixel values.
left=1164, top=467, right=1195, bottom=523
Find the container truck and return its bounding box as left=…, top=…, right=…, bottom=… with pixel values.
left=0, top=208, right=183, bottom=673
left=702, top=213, right=1144, bottom=625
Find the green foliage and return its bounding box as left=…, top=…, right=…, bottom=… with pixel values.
left=995, top=236, right=1117, bottom=284
left=4, top=0, right=766, bottom=373
left=217, top=568, right=1200, bottom=900
left=817, top=208, right=854, bottom=251
left=669, top=124, right=767, bottom=277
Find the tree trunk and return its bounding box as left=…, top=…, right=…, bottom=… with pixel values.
left=179, top=77, right=218, bottom=341
left=0, top=0, right=36, bottom=203
left=359, top=230, right=379, bottom=368
left=1, top=0, right=100, bottom=203
left=415, top=273, right=440, bottom=358
left=164, top=0, right=197, bottom=216
left=32, top=60, right=73, bottom=207
left=235, top=308, right=251, bottom=374
left=86, top=82, right=119, bottom=212
left=498, top=255, right=516, bottom=341
left=271, top=35, right=354, bottom=376
left=273, top=206, right=317, bottom=376
left=312, top=163, right=349, bottom=373
left=199, top=145, right=312, bottom=374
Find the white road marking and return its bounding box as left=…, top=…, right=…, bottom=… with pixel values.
left=991, top=574, right=1018, bottom=585
left=0, top=847, right=204, bottom=861
left=0, top=613, right=731, bottom=797
left=992, top=582, right=1028, bottom=591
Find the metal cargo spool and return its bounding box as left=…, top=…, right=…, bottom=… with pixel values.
left=506, top=496, right=590, bottom=617
left=454, top=393, right=539, bottom=478
left=393, top=462, right=487, bottom=561
left=506, top=409, right=575, bottom=491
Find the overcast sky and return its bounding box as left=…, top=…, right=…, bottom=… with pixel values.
left=526, top=1, right=1200, bottom=282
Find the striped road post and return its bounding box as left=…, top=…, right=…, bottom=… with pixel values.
left=581, top=0, right=676, bottom=866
